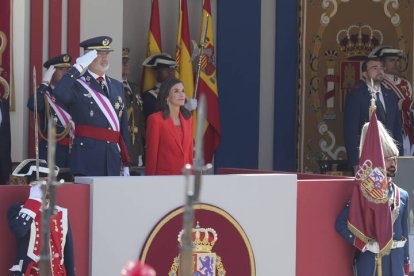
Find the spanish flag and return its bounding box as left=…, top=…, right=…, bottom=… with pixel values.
left=141, top=0, right=162, bottom=92
left=175, top=0, right=194, bottom=98
left=197, top=0, right=221, bottom=163
left=347, top=112, right=393, bottom=257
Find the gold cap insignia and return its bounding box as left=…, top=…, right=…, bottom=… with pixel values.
left=102, top=39, right=110, bottom=46
left=122, top=48, right=130, bottom=59
left=63, top=55, right=70, bottom=62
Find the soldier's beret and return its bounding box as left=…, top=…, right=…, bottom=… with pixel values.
left=142, top=53, right=176, bottom=69
left=80, top=36, right=114, bottom=52
left=43, top=54, right=72, bottom=69
left=12, top=159, right=59, bottom=178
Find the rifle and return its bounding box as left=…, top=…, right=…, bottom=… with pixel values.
left=38, top=118, right=57, bottom=276
left=179, top=95, right=212, bottom=276
left=33, top=67, right=40, bottom=180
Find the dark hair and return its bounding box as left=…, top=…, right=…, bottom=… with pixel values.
left=156, top=78, right=192, bottom=120
left=361, top=56, right=381, bottom=72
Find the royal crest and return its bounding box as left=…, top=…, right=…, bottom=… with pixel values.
left=201, top=44, right=216, bottom=76
left=63, top=55, right=70, bottom=62
left=169, top=222, right=226, bottom=276
left=355, top=160, right=388, bottom=203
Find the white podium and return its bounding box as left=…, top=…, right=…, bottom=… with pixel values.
left=76, top=174, right=297, bottom=276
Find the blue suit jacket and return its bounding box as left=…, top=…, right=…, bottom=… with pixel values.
left=27, top=84, right=71, bottom=168
left=344, top=83, right=403, bottom=167
left=53, top=68, right=131, bottom=176
left=336, top=184, right=410, bottom=276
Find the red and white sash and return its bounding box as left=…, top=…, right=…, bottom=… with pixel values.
left=77, top=77, right=120, bottom=132
left=382, top=75, right=408, bottom=100
left=45, top=91, right=75, bottom=138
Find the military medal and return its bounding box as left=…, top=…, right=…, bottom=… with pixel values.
left=116, top=96, right=124, bottom=118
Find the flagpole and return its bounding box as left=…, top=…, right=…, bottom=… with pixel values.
left=377, top=254, right=382, bottom=276
left=369, top=78, right=376, bottom=117
left=193, top=14, right=209, bottom=99
left=370, top=86, right=383, bottom=276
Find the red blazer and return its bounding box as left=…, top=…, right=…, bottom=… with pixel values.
left=145, top=111, right=194, bottom=175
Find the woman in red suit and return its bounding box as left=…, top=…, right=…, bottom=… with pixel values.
left=145, top=78, right=194, bottom=175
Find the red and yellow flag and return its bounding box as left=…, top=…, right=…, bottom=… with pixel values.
left=347, top=112, right=393, bottom=256
left=197, top=0, right=221, bottom=163
left=175, top=0, right=194, bottom=98
left=141, top=0, right=162, bottom=92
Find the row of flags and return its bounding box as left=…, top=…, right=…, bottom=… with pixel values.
left=142, top=0, right=221, bottom=163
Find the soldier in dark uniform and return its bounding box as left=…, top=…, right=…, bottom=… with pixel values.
left=27, top=54, right=73, bottom=168
left=122, top=48, right=145, bottom=167
left=53, top=36, right=131, bottom=176
left=0, top=95, right=12, bottom=184
left=8, top=159, right=75, bottom=275
left=141, top=53, right=176, bottom=119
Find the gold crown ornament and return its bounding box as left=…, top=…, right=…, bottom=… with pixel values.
left=336, top=24, right=383, bottom=59
left=177, top=222, right=218, bottom=253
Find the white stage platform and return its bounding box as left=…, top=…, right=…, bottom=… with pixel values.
left=76, top=173, right=297, bottom=276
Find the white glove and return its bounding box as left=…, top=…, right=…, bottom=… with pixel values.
left=138, top=155, right=143, bottom=167
left=74, top=50, right=98, bottom=72
left=184, top=98, right=198, bottom=111
left=42, top=65, right=56, bottom=85
left=29, top=182, right=44, bottom=201
left=364, top=241, right=379, bottom=253
left=122, top=167, right=130, bottom=177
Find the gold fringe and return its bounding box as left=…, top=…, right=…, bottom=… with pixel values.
left=347, top=220, right=393, bottom=256
left=39, top=96, right=72, bottom=142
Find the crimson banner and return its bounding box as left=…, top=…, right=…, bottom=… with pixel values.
left=0, top=0, right=11, bottom=102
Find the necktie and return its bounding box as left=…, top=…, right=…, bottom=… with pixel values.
left=97, top=76, right=109, bottom=97
left=376, top=92, right=386, bottom=123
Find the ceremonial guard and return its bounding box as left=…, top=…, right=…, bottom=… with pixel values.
left=53, top=36, right=131, bottom=176
left=371, top=46, right=414, bottom=156
left=27, top=54, right=74, bottom=168
left=336, top=121, right=410, bottom=276
left=141, top=53, right=176, bottom=119
left=8, top=159, right=75, bottom=275
left=122, top=48, right=145, bottom=167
